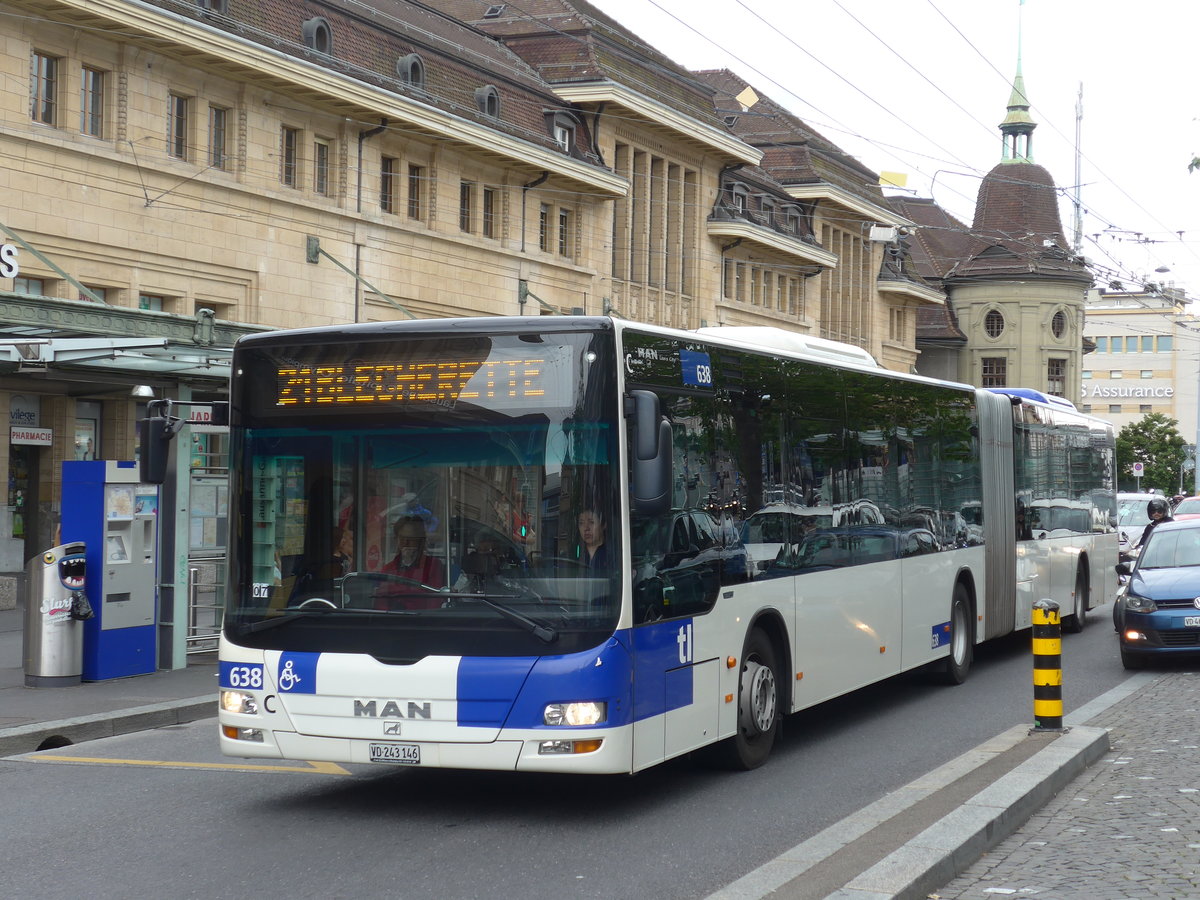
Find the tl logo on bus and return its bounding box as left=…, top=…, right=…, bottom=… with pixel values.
left=677, top=623, right=694, bottom=664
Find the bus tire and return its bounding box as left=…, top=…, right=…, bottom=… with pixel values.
left=1062, top=564, right=1088, bottom=634
left=940, top=585, right=973, bottom=685
left=714, top=628, right=779, bottom=770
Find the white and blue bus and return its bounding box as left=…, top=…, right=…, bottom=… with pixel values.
left=217, top=317, right=1116, bottom=772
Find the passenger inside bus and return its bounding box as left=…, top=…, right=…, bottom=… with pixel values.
left=375, top=515, right=446, bottom=610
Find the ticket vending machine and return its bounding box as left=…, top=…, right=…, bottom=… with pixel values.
left=62, top=460, right=159, bottom=681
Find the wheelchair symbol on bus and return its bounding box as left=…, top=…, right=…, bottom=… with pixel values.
left=278, top=659, right=302, bottom=692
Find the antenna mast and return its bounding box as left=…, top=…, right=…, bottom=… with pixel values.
left=1072, top=82, right=1083, bottom=253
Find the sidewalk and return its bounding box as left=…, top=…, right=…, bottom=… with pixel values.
left=0, top=599, right=216, bottom=757
left=933, top=668, right=1200, bottom=899
left=1, top=591, right=1192, bottom=899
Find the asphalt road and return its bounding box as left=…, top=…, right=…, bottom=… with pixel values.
left=2, top=604, right=1128, bottom=900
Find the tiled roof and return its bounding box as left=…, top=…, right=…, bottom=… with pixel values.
left=887, top=197, right=985, bottom=282
left=442, top=0, right=728, bottom=129
left=958, top=162, right=1091, bottom=282
left=148, top=0, right=580, bottom=156
left=692, top=69, right=887, bottom=208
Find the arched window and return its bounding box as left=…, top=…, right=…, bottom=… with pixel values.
left=1051, top=310, right=1067, bottom=339
left=396, top=54, right=426, bottom=91
left=301, top=17, right=332, bottom=55
left=984, top=309, right=1005, bottom=338
left=475, top=85, right=500, bottom=119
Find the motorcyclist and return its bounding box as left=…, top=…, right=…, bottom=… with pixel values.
left=1136, top=497, right=1173, bottom=550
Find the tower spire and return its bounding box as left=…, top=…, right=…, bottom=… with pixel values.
left=1000, top=1, right=1036, bottom=163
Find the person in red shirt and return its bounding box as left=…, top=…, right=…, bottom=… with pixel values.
left=375, top=516, right=446, bottom=610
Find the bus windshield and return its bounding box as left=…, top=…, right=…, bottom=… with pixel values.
left=225, top=327, right=620, bottom=661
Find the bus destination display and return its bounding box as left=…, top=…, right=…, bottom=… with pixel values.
left=276, top=358, right=547, bottom=407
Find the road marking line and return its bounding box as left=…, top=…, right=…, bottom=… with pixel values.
left=26, top=755, right=351, bottom=775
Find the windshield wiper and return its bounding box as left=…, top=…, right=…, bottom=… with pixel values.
left=448, top=592, right=557, bottom=643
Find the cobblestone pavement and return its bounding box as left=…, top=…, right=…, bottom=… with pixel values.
left=933, top=670, right=1200, bottom=900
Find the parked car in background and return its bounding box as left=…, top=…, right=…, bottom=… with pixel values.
left=1170, top=496, right=1200, bottom=520
left=1114, top=518, right=1200, bottom=669
left=1116, top=491, right=1166, bottom=553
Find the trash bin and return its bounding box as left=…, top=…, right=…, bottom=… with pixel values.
left=23, top=542, right=90, bottom=687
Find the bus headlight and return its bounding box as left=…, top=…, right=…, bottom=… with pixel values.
left=220, top=690, right=259, bottom=715
left=543, top=701, right=606, bottom=726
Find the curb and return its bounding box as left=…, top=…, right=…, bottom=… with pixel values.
left=708, top=724, right=1110, bottom=900
left=0, top=696, right=216, bottom=758
left=828, top=725, right=1109, bottom=899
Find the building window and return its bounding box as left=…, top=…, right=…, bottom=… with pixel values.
left=80, top=286, right=107, bottom=302
left=1110, top=370, right=1123, bottom=379
left=1142, top=336, right=1154, bottom=352
left=558, top=208, right=571, bottom=256
left=984, top=309, right=1004, bottom=338
left=1051, top=310, right=1066, bottom=338
left=1082, top=404, right=1093, bottom=414
left=197, top=0, right=228, bottom=11
left=167, top=93, right=189, bottom=160
left=981, top=357, right=1007, bottom=387
left=139, top=293, right=165, bottom=311
left=1095, top=336, right=1108, bottom=353
left=80, top=67, right=104, bottom=137
left=482, top=187, right=497, bottom=239
left=1108, top=404, right=1122, bottom=415
left=407, top=165, right=423, bottom=220
left=397, top=54, right=425, bottom=90
left=1141, top=370, right=1154, bottom=379
left=380, top=156, right=397, bottom=213
left=1140, top=404, right=1153, bottom=413
left=459, top=181, right=474, bottom=233
left=1082, top=370, right=1092, bottom=379
left=476, top=85, right=500, bottom=118
left=731, top=186, right=747, bottom=215
left=208, top=105, right=228, bottom=169
left=785, top=209, right=801, bottom=235
left=551, top=114, right=575, bottom=152
left=889, top=308, right=907, bottom=342
left=538, top=203, right=550, bottom=251
left=13, top=277, right=45, bottom=296
left=313, top=138, right=330, bottom=195
left=280, top=127, right=299, bottom=187
left=301, top=17, right=333, bottom=54
left=1159, top=336, right=1173, bottom=352
left=1046, top=358, right=1066, bottom=397
left=31, top=52, right=58, bottom=125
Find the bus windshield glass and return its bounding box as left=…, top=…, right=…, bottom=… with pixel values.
left=225, top=327, right=620, bottom=661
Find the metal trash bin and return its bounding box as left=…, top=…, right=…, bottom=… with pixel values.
left=23, top=542, right=90, bottom=687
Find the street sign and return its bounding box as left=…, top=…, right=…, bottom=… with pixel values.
left=1132, top=462, right=1145, bottom=476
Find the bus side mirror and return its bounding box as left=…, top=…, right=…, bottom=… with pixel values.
left=628, top=390, right=671, bottom=516
left=138, top=417, right=173, bottom=484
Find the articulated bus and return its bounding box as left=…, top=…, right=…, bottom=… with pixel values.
left=217, top=317, right=1116, bottom=773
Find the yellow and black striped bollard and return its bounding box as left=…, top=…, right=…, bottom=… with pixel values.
left=1032, top=598, right=1064, bottom=732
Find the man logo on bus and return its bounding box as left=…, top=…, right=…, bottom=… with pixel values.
left=677, top=623, right=693, bottom=664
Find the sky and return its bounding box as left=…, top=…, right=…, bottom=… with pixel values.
left=587, top=0, right=1200, bottom=299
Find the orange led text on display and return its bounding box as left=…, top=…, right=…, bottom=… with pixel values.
left=276, top=359, right=546, bottom=407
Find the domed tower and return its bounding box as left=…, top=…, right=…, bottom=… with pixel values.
left=945, top=53, right=1092, bottom=399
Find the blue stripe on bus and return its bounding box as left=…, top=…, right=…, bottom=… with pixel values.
left=456, top=656, right=537, bottom=728
left=631, top=619, right=694, bottom=721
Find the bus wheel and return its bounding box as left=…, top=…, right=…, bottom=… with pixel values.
left=1063, top=565, right=1088, bottom=634
left=714, top=628, right=779, bottom=770
left=940, top=586, right=973, bottom=685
